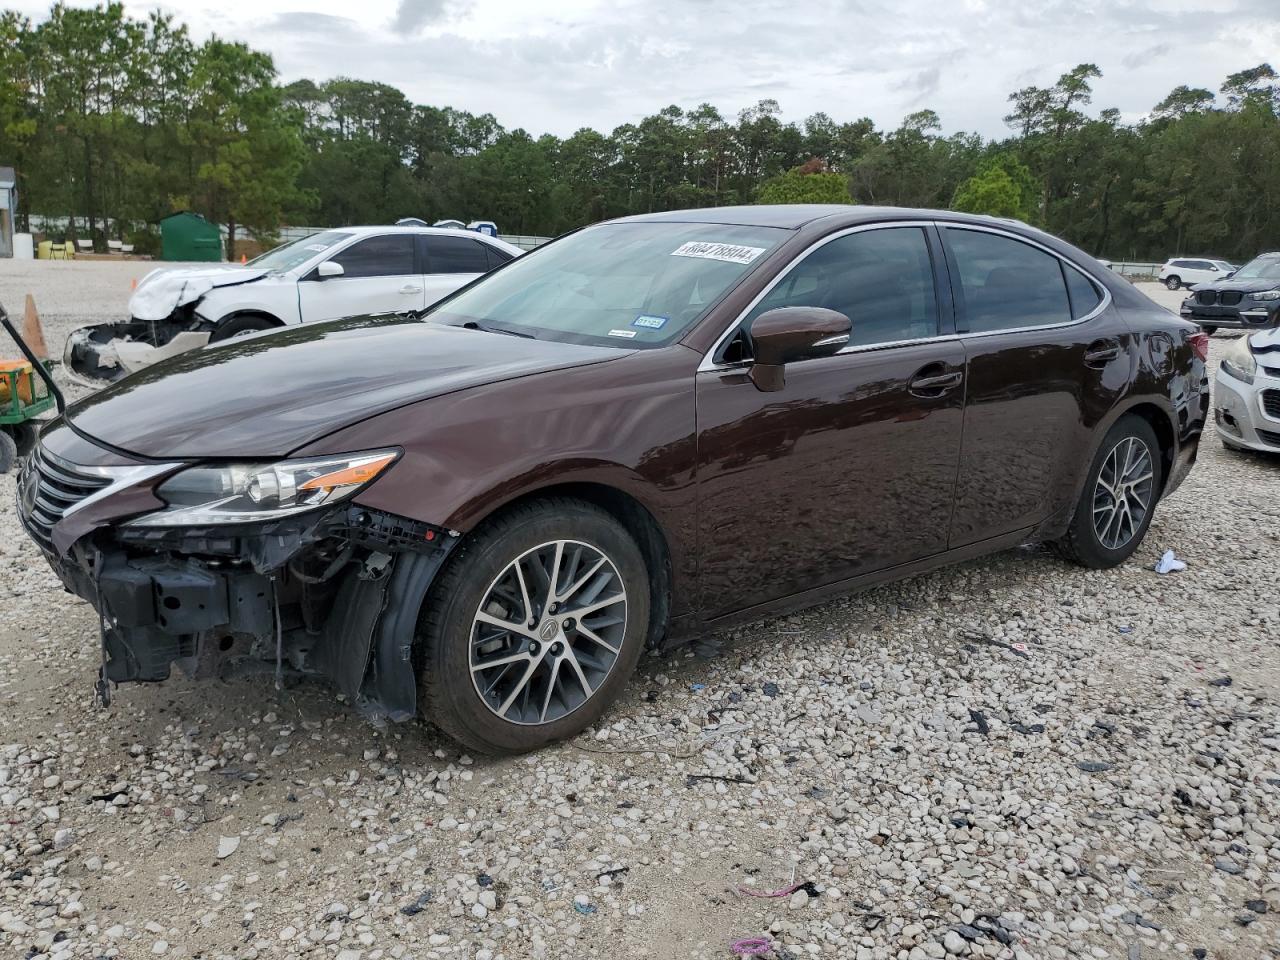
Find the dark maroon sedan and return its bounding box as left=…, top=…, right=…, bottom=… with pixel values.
left=17, top=206, right=1209, bottom=753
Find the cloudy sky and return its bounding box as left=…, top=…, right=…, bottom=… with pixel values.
left=14, top=0, right=1280, bottom=137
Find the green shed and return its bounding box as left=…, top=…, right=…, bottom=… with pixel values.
left=160, top=211, right=222, bottom=262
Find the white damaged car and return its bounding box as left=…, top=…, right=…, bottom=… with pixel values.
left=66, top=225, right=522, bottom=385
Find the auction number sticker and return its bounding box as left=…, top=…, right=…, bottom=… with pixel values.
left=671, top=241, right=766, bottom=265
left=632, top=315, right=668, bottom=329
left=607, top=329, right=638, bottom=339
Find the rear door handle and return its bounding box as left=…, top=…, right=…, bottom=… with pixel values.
left=400, top=284, right=423, bottom=295
left=909, top=369, right=963, bottom=396
left=1084, top=339, right=1120, bottom=367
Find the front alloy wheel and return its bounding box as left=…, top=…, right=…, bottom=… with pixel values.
left=470, top=540, right=627, bottom=725
left=417, top=498, right=650, bottom=754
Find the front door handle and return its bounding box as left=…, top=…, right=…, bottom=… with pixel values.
left=909, top=368, right=963, bottom=397
left=1084, top=339, right=1120, bottom=367
left=399, top=284, right=424, bottom=295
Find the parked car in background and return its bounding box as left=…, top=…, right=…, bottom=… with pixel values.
left=1179, top=252, right=1280, bottom=334
left=1214, top=325, right=1280, bottom=452
left=18, top=206, right=1208, bottom=753
left=64, top=225, right=522, bottom=385
left=1159, top=257, right=1236, bottom=290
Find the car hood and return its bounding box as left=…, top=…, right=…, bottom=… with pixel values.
left=1189, top=276, right=1280, bottom=293
left=64, top=315, right=625, bottom=459
left=129, top=265, right=270, bottom=321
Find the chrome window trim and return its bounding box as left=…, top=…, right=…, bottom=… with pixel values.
left=697, top=219, right=1112, bottom=372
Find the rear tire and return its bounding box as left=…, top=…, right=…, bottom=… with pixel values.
left=416, top=498, right=650, bottom=754
left=1052, top=414, right=1162, bottom=569
left=1164, top=276, right=1181, bottom=290
left=209, top=313, right=278, bottom=342
left=0, top=430, right=16, bottom=474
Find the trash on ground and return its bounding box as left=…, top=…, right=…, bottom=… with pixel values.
left=1208, top=676, right=1232, bottom=687
left=399, top=891, right=433, bottom=915
left=730, top=937, right=773, bottom=956
left=1154, top=549, right=1187, bottom=574
left=736, top=879, right=818, bottom=899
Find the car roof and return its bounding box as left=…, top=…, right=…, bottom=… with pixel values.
left=322, top=224, right=520, bottom=252
left=609, top=204, right=1058, bottom=233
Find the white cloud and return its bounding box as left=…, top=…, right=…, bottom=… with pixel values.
left=11, top=0, right=1280, bottom=138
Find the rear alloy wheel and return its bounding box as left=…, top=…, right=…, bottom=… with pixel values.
left=417, top=499, right=650, bottom=754
left=1052, top=414, right=1162, bottom=569
left=1164, top=276, right=1181, bottom=290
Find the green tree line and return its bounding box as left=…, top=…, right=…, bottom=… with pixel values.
left=2, top=3, right=1278, bottom=261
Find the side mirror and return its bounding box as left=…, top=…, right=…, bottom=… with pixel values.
left=316, top=261, right=344, bottom=279
left=748, top=306, right=851, bottom=392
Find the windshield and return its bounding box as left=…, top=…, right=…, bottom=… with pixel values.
left=430, top=221, right=788, bottom=347
left=248, top=231, right=353, bottom=273
left=1233, top=257, right=1280, bottom=281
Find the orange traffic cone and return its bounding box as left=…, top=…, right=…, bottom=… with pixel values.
left=130, top=277, right=138, bottom=290
left=240, top=254, right=247, bottom=264
left=21, top=294, right=51, bottom=360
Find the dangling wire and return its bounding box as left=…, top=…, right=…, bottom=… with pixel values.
left=271, top=574, right=284, bottom=692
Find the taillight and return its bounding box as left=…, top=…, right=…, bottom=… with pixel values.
left=1189, top=332, right=1209, bottom=362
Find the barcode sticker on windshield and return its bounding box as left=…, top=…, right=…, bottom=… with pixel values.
left=671, top=241, right=766, bottom=265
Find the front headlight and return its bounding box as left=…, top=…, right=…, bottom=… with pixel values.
left=1248, top=289, right=1280, bottom=301
left=126, top=449, right=399, bottom=527
left=1220, top=336, right=1257, bottom=385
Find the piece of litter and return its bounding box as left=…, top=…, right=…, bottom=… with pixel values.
left=1154, top=549, right=1187, bottom=574
left=216, top=836, right=240, bottom=859
left=736, top=880, right=817, bottom=899
left=762, top=682, right=780, bottom=698
left=399, top=891, right=433, bottom=916
left=1118, top=625, right=1134, bottom=634
left=573, top=901, right=597, bottom=915
left=730, top=937, right=773, bottom=956
left=689, top=683, right=705, bottom=692
left=1010, top=642, right=1029, bottom=653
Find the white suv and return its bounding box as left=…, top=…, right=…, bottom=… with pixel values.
left=66, top=226, right=523, bottom=385
left=1159, top=257, right=1236, bottom=290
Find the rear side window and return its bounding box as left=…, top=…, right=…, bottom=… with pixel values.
left=947, top=229, right=1071, bottom=333
left=1064, top=268, right=1102, bottom=319
left=330, top=234, right=416, bottom=279
left=746, top=226, right=939, bottom=347
left=425, top=235, right=492, bottom=274
left=484, top=244, right=513, bottom=270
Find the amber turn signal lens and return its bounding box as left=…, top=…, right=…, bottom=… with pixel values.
left=298, top=452, right=398, bottom=492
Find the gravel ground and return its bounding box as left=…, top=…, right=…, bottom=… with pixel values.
left=1, top=261, right=1278, bottom=960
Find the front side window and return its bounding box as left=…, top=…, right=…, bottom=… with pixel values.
left=431, top=222, right=788, bottom=347
left=425, top=235, right=493, bottom=274
left=744, top=226, right=939, bottom=347
left=947, top=229, right=1072, bottom=333
left=329, top=234, right=416, bottom=279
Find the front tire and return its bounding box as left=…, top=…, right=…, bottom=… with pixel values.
left=1053, top=414, right=1162, bottom=569
left=1164, top=276, right=1181, bottom=290
left=209, top=313, right=278, bottom=342
left=416, top=498, right=650, bottom=754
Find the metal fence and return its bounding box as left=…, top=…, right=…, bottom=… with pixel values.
left=1105, top=262, right=1162, bottom=278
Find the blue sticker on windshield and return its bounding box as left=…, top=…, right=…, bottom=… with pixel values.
left=633, top=315, right=668, bottom=330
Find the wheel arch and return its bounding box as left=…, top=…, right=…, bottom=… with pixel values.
left=452, top=481, right=674, bottom=651
left=213, top=308, right=285, bottom=329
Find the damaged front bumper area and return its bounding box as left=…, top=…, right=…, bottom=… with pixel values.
left=64, top=314, right=211, bottom=387
left=33, top=498, right=455, bottom=722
